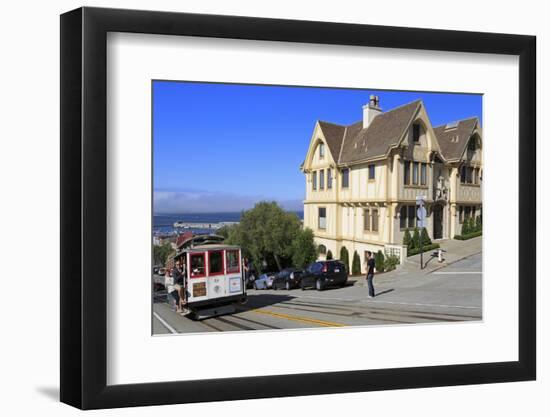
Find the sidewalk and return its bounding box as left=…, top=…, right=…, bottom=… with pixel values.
left=352, top=236, right=482, bottom=286
left=401, top=236, right=482, bottom=274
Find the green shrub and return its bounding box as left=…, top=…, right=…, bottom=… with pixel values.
left=412, top=227, right=420, bottom=250
left=461, top=218, right=470, bottom=235
left=454, top=230, right=482, bottom=240
left=340, top=246, right=350, bottom=273
left=374, top=250, right=385, bottom=272
left=475, top=215, right=482, bottom=232
left=407, top=243, right=440, bottom=257
left=384, top=255, right=400, bottom=271
left=420, top=227, right=432, bottom=246
left=403, top=229, right=412, bottom=249
left=326, top=249, right=333, bottom=260
left=352, top=251, right=361, bottom=275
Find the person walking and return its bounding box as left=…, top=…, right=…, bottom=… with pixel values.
left=364, top=251, right=376, bottom=298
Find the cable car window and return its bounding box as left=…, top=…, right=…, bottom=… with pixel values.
left=190, top=253, right=206, bottom=277
left=226, top=250, right=240, bottom=273
left=209, top=251, right=224, bottom=275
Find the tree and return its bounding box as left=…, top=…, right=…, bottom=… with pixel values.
left=153, top=242, right=173, bottom=266
left=340, top=246, right=350, bottom=273
left=421, top=227, right=432, bottom=246
left=412, top=227, right=420, bottom=250
left=403, top=229, right=412, bottom=249
left=352, top=251, right=361, bottom=275
left=375, top=250, right=385, bottom=272
left=225, top=201, right=304, bottom=271
left=291, top=228, right=318, bottom=268
left=326, top=249, right=333, bottom=260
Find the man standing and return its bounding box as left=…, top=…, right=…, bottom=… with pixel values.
left=365, top=251, right=376, bottom=298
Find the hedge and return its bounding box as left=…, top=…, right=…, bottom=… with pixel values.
left=407, top=243, right=440, bottom=257
left=454, top=230, right=482, bottom=240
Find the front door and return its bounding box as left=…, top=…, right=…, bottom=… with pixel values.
left=433, top=205, right=443, bottom=239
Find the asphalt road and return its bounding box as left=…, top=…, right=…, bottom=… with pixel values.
left=153, top=253, right=482, bottom=335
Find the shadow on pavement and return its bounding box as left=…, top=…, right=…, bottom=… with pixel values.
left=243, top=293, right=296, bottom=310
left=375, top=288, right=395, bottom=297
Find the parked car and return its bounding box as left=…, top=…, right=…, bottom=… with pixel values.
left=300, top=260, right=348, bottom=291
left=272, top=268, right=304, bottom=290
left=253, top=272, right=276, bottom=290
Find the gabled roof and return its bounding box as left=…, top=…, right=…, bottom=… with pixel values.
left=433, top=117, right=479, bottom=161
left=317, top=121, right=346, bottom=162
left=316, top=100, right=421, bottom=165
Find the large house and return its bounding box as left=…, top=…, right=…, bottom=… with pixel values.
left=301, top=96, right=482, bottom=270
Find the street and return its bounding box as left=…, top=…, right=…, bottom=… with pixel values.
left=153, top=253, right=482, bottom=334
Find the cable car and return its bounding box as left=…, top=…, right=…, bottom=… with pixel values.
left=174, top=244, right=247, bottom=320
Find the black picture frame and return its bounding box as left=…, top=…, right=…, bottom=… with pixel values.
left=60, top=6, right=536, bottom=410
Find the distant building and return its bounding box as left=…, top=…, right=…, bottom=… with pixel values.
left=301, top=96, right=482, bottom=271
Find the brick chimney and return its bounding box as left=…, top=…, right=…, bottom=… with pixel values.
left=362, top=95, right=382, bottom=129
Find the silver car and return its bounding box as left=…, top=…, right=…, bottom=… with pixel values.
left=253, top=273, right=276, bottom=290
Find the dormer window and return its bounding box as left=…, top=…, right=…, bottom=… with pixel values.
left=468, top=137, right=477, bottom=151
left=413, top=124, right=421, bottom=143
left=319, top=142, right=325, bottom=158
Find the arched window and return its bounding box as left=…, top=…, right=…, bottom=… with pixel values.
left=318, top=244, right=327, bottom=255
left=318, top=142, right=325, bottom=158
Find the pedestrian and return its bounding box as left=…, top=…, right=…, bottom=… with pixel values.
left=364, top=251, right=376, bottom=298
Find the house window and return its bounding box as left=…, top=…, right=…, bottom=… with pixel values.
left=312, top=171, right=317, bottom=190
left=342, top=168, right=349, bottom=188
left=364, top=209, right=370, bottom=231
left=408, top=205, right=416, bottom=228
left=400, top=205, right=416, bottom=230
left=413, top=124, right=421, bottom=143
left=190, top=253, right=206, bottom=277
left=226, top=250, right=240, bottom=273
left=208, top=251, right=224, bottom=276
left=404, top=161, right=410, bottom=185
left=319, top=169, right=325, bottom=190
left=327, top=169, right=333, bottom=189
left=465, top=206, right=472, bottom=220
left=318, top=244, right=327, bottom=255
left=459, top=206, right=464, bottom=223
left=400, top=205, right=407, bottom=229
left=368, top=164, right=375, bottom=180
left=460, top=166, right=467, bottom=183
left=468, top=137, right=476, bottom=151
left=371, top=209, right=379, bottom=232
left=412, top=162, right=419, bottom=185
left=318, top=207, right=327, bottom=230
left=420, top=163, right=427, bottom=185
left=319, top=142, right=325, bottom=158
left=474, top=168, right=479, bottom=184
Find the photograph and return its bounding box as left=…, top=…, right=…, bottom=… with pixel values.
left=151, top=81, right=483, bottom=334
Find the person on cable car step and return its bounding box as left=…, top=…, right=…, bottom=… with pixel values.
left=165, top=268, right=180, bottom=312
left=172, top=261, right=188, bottom=315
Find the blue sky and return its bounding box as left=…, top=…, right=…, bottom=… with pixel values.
left=153, top=81, right=482, bottom=214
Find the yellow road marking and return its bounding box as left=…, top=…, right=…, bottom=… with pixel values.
left=250, top=308, right=346, bottom=328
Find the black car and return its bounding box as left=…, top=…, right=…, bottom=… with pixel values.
left=271, top=268, right=304, bottom=290
left=300, top=260, right=348, bottom=291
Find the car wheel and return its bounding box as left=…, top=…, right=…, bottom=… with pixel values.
left=316, top=279, right=324, bottom=291
left=285, top=281, right=291, bottom=290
